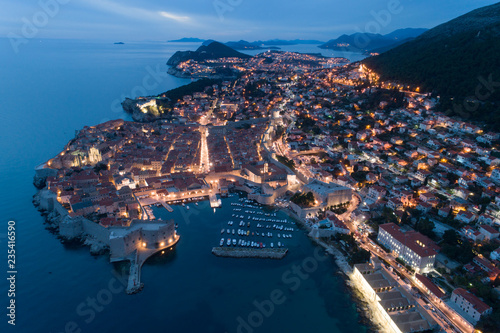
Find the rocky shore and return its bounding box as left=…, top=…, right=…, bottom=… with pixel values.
left=121, top=98, right=160, bottom=123
left=32, top=191, right=109, bottom=255
left=276, top=205, right=383, bottom=332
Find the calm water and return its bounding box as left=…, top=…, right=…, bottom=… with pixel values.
left=0, top=39, right=367, bottom=333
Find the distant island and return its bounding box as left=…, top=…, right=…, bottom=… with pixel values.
left=167, top=41, right=251, bottom=66
left=225, top=40, right=281, bottom=50
left=319, top=28, right=427, bottom=54
left=168, top=37, right=206, bottom=43
left=225, top=39, right=325, bottom=49
left=114, top=42, right=125, bottom=45
left=167, top=37, right=325, bottom=49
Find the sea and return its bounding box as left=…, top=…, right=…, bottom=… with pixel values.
left=0, top=39, right=369, bottom=333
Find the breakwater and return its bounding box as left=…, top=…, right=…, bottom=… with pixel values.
left=211, top=247, right=288, bottom=259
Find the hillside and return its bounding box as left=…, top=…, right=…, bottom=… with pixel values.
left=363, top=3, right=500, bottom=126
left=167, top=41, right=252, bottom=66
left=318, top=28, right=426, bottom=52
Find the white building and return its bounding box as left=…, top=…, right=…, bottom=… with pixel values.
left=377, top=223, right=439, bottom=273
left=352, top=257, right=437, bottom=333
left=450, top=288, right=492, bottom=325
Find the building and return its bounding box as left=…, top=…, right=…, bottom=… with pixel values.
left=304, top=179, right=352, bottom=207
left=450, top=288, right=492, bottom=325
left=479, top=224, right=499, bottom=241
left=109, top=219, right=178, bottom=259
left=377, top=223, right=439, bottom=273
left=414, top=274, right=445, bottom=300
left=352, top=257, right=437, bottom=333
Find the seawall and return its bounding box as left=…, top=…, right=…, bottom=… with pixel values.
left=212, top=247, right=288, bottom=259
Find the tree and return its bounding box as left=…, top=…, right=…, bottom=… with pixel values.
left=442, top=230, right=459, bottom=245
left=415, top=218, right=435, bottom=239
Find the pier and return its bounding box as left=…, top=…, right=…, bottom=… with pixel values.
left=160, top=201, right=173, bottom=212
left=114, top=234, right=181, bottom=294
left=212, top=247, right=288, bottom=259
left=209, top=192, right=221, bottom=208
left=126, top=251, right=143, bottom=294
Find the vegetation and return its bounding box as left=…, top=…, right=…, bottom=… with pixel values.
left=167, top=41, right=251, bottom=66
left=439, top=229, right=475, bottom=264
left=276, top=155, right=295, bottom=169
left=290, top=191, right=315, bottom=207
left=161, top=78, right=221, bottom=103
left=363, top=3, right=500, bottom=128
left=93, top=162, right=108, bottom=174
left=414, top=218, right=436, bottom=239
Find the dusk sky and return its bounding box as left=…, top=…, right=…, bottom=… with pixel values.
left=2, top=0, right=499, bottom=41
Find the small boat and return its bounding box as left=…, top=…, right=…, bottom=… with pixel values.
left=227, top=238, right=231, bottom=246
left=221, top=229, right=224, bottom=234
left=246, top=230, right=250, bottom=236
left=278, top=234, right=281, bottom=238
left=227, top=229, right=230, bottom=234
left=271, top=243, right=274, bottom=248
left=232, top=239, right=236, bottom=246
left=220, top=238, right=224, bottom=246
left=278, top=242, right=281, bottom=247
left=186, top=205, right=189, bottom=210
left=247, top=222, right=251, bottom=227
left=232, top=229, right=235, bottom=235
left=195, top=202, right=198, bottom=206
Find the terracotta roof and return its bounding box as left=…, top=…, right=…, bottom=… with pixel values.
left=480, top=225, right=499, bottom=235
left=379, top=223, right=439, bottom=258
left=415, top=274, right=445, bottom=299
left=453, top=288, right=491, bottom=314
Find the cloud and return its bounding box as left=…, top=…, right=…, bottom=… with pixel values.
left=159, top=11, right=190, bottom=23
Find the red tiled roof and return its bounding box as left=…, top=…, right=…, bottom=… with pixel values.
left=480, top=225, right=499, bottom=235
left=415, top=274, right=445, bottom=299
left=379, top=223, right=439, bottom=258
left=453, top=288, right=491, bottom=314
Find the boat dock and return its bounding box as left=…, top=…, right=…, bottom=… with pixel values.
left=121, top=234, right=181, bottom=294
left=126, top=251, right=143, bottom=294
left=160, top=201, right=173, bottom=212
left=209, top=192, right=221, bottom=208
left=212, top=247, right=288, bottom=259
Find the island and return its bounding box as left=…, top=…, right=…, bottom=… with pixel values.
left=168, top=37, right=206, bottom=43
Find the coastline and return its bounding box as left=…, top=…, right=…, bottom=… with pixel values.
left=276, top=204, right=387, bottom=333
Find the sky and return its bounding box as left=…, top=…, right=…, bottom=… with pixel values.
left=1, top=0, right=499, bottom=42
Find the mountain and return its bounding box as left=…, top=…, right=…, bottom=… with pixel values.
left=318, top=28, right=427, bottom=53
left=168, top=37, right=206, bottom=43
left=225, top=40, right=280, bottom=50
left=167, top=41, right=252, bottom=66
left=384, top=28, right=428, bottom=40
left=224, top=39, right=324, bottom=50
left=255, top=39, right=324, bottom=45
left=367, top=37, right=414, bottom=55
left=363, top=3, right=500, bottom=126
